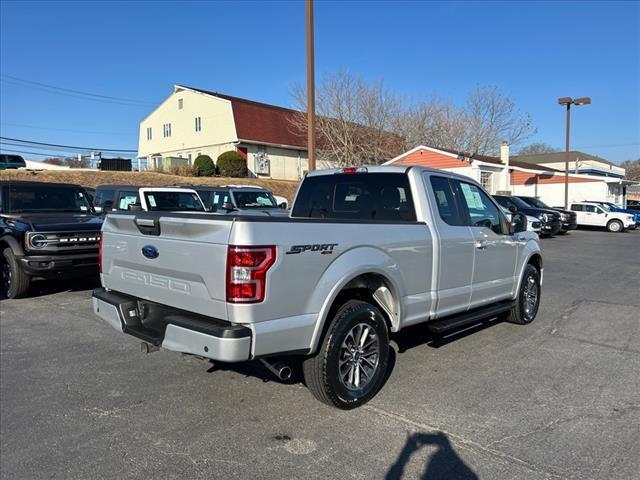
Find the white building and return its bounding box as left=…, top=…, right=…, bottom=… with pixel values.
left=385, top=145, right=635, bottom=207
left=137, top=85, right=332, bottom=181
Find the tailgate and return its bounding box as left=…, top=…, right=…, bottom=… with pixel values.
left=101, top=212, right=232, bottom=320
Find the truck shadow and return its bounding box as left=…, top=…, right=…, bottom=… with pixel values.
left=28, top=277, right=101, bottom=298
left=386, top=431, right=478, bottom=480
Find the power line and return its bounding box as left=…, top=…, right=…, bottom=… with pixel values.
left=0, top=74, right=156, bottom=107
left=0, top=136, right=137, bottom=153
left=1, top=122, right=136, bottom=136
left=0, top=148, right=83, bottom=158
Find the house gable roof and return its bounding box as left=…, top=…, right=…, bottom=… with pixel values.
left=176, top=85, right=306, bottom=149
left=512, top=151, right=621, bottom=168
left=386, top=145, right=559, bottom=172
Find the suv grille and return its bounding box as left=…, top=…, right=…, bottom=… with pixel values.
left=26, top=231, right=101, bottom=252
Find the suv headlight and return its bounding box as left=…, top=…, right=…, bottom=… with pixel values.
left=559, top=213, right=567, bottom=221
left=541, top=213, right=550, bottom=222
left=28, top=233, right=48, bottom=249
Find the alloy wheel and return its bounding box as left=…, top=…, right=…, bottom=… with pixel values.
left=338, top=323, right=380, bottom=391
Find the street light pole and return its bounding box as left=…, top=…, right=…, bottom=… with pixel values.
left=564, top=102, right=571, bottom=209
left=306, top=0, right=316, bottom=172
left=558, top=96, right=591, bottom=209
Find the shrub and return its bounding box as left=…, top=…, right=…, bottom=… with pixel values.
left=193, top=155, right=216, bottom=177
left=217, top=151, right=247, bottom=178
left=168, top=164, right=195, bottom=177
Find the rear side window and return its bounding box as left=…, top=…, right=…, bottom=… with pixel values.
left=94, top=188, right=115, bottom=207
left=571, top=204, right=584, bottom=211
left=429, top=176, right=465, bottom=226
left=292, top=173, right=416, bottom=221
left=117, top=191, right=139, bottom=210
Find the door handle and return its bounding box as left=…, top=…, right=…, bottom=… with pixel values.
left=475, top=241, right=487, bottom=250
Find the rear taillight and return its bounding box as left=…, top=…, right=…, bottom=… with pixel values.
left=226, top=245, right=276, bottom=303
left=98, top=233, right=103, bottom=273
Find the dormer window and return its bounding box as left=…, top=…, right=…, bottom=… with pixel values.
left=178, top=98, right=183, bottom=110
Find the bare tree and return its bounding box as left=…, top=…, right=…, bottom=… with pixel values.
left=290, top=73, right=536, bottom=165
left=290, top=71, right=405, bottom=166
left=43, top=157, right=64, bottom=166
left=517, top=142, right=559, bottom=155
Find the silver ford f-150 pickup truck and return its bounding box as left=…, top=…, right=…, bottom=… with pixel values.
left=93, top=166, right=542, bottom=409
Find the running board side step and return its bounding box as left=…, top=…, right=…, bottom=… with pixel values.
left=427, top=301, right=514, bottom=334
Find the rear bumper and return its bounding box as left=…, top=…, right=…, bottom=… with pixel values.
left=19, top=252, right=98, bottom=277
left=92, top=288, right=251, bottom=362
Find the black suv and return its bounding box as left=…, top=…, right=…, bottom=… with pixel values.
left=493, top=195, right=562, bottom=236
left=93, top=184, right=142, bottom=213
left=515, top=196, right=577, bottom=234
left=0, top=181, right=102, bottom=298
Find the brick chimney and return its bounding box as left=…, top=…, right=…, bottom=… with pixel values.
left=500, top=141, right=510, bottom=192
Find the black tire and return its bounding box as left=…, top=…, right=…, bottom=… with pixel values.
left=606, top=220, right=623, bottom=233
left=504, top=264, right=540, bottom=325
left=303, top=300, right=389, bottom=409
left=1, top=247, right=31, bottom=299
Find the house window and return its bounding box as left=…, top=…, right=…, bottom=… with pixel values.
left=480, top=171, right=493, bottom=192
left=163, top=123, right=172, bottom=138
left=178, top=98, right=183, bottom=110
left=146, top=127, right=152, bottom=141
left=195, top=116, right=201, bottom=132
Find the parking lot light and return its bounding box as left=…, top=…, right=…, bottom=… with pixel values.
left=558, top=96, right=591, bottom=209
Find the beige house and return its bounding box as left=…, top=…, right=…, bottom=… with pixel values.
left=512, top=151, right=626, bottom=179
left=138, top=85, right=330, bottom=180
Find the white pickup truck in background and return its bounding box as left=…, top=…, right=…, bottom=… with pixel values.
left=93, top=166, right=543, bottom=409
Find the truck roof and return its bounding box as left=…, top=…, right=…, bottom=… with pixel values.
left=306, top=165, right=484, bottom=184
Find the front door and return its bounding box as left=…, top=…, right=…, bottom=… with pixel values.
left=425, top=174, right=475, bottom=318
left=455, top=180, right=519, bottom=307
left=582, top=205, right=603, bottom=226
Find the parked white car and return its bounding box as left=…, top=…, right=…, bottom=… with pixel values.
left=138, top=187, right=206, bottom=212
left=569, top=202, right=635, bottom=232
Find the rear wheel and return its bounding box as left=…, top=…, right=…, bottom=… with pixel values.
left=606, top=220, right=623, bottom=233
left=1, top=247, right=31, bottom=299
left=504, top=264, right=540, bottom=325
left=303, top=300, right=389, bottom=409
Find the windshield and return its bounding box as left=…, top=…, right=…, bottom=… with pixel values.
left=599, top=203, right=612, bottom=212
left=233, top=190, right=277, bottom=209
left=521, top=197, right=549, bottom=209
left=7, top=185, right=92, bottom=213
left=143, top=191, right=204, bottom=211
left=509, top=196, right=532, bottom=209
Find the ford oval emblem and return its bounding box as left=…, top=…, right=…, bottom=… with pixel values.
left=141, top=245, right=159, bottom=259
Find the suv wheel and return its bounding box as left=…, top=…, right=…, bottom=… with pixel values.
left=303, top=300, right=389, bottom=409
left=504, top=264, right=540, bottom=325
left=1, top=247, right=31, bottom=299
left=606, top=220, right=623, bottom=233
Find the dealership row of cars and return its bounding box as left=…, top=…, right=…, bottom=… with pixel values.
left=0, top=178, right=637, bottom=299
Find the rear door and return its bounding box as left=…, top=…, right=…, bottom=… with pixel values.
left=455, top=180, right=518, bottom=306
left=426, top=175, right=474, bottom=317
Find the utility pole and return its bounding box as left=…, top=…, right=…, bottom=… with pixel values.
left=306, top=0, right=316, bottom=171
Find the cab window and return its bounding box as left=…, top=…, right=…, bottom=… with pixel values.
left=570, top=204, right=584, bottom=211
left=456, top=181, right=504, bottom=234
left=429, top=176, right=465, bottom=226
left=117, top=191, right=139, bottom=210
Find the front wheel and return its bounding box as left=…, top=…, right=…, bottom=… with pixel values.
left=606, top=220, right=623, bottom=233
left=303, top=300, right=389, bottom=409
left=1, top=247, right=31, bottom=299
left=504, top=264, right=540, bottom=325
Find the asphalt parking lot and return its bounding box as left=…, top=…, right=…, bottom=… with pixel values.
left=1, top=229, right=639, bottom=480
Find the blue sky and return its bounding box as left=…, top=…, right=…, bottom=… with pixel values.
left=1, top=0, right=639, bottom=162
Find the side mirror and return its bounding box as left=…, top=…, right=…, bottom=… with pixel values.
left=205, top=206, right=214, bottom=213
left=222, top=202, right=236, bottom=211
left=510, top=212, right=527, bottom=234
left=278, top=202, right=287, bottom=209
left=128, top=203, right=143, bottom=212
left=102, top=200, right=114, bottom=214
left=508, top=205, right=518, bottom=213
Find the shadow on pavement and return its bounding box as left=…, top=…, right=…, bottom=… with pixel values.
left=386, top=431, right=478, bottom=480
